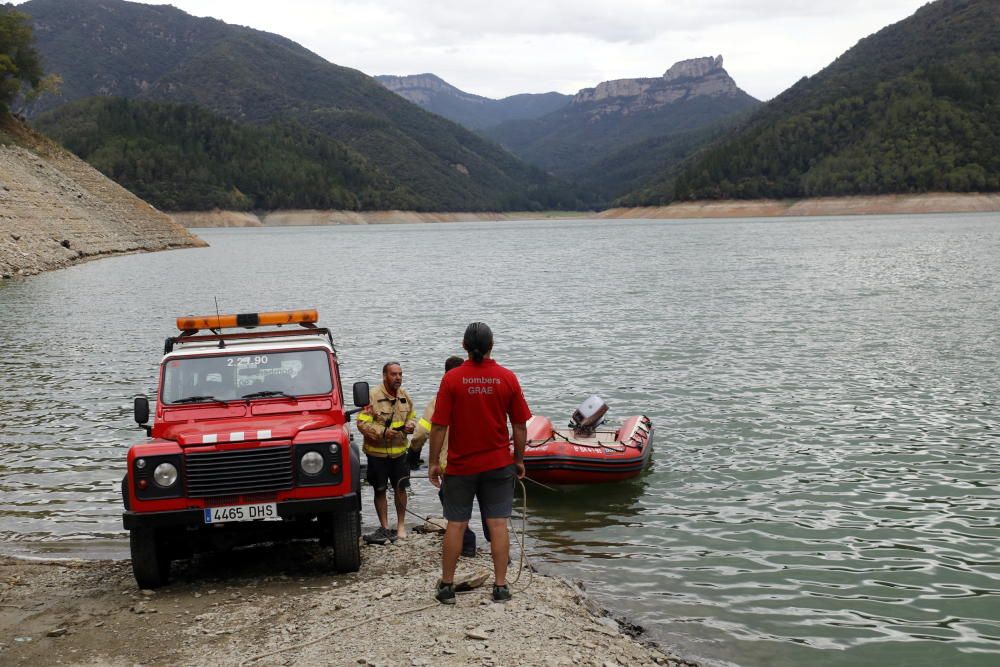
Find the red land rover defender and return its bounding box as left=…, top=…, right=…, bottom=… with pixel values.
left=122, top=309, right=371, bottom=588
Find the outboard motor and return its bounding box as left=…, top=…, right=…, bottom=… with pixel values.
left=570, top=395, right=608, bottom=437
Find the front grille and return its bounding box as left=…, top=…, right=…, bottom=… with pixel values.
left=202, top=492, right=279, bottom=507
left=185, top=446, right=293, bottom=498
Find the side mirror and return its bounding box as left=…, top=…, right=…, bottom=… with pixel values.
left=134, top=396, right=150, bottom=426
left=352, top=381, right=370, bottom=408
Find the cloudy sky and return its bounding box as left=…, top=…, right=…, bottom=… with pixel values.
left=99, top=0, right=929, bottom=101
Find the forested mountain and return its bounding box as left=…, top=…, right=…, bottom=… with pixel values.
left=573, top=121, right=743, bottom=203
left=627, top=0, right=1000, bottom=204
left=33, top=98, right=415, bottom=211
left=19, top=0, right=584, bottom=211
left=375, top=74, right=570, bottom=130
left=481, top=57, right=759, bottom=200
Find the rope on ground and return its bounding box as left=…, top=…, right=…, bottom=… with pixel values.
left=395, top=472, right=535, bottom=591
left=238, top=600, right=439, bottom=666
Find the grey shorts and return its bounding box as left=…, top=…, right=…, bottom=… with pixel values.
left=440, top=464, right=516, bottom=522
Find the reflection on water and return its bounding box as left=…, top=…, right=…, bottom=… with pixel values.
left=1, top=214, right=999, bottom=667
left=522, top=477, right=649, bottom=556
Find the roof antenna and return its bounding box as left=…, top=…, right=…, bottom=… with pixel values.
left=214, top=296, right=226, bottom=349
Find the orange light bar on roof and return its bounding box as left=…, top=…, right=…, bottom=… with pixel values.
left=176, top=309, right=319, bottom=332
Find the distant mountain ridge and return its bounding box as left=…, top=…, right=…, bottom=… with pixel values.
left=375, top=73, right=570, bottom=129
left=19, top=0, right=583, bottom=211
left=628, top=0, right=1000, bottom=204
left=480, top=56, right=760, bottom=200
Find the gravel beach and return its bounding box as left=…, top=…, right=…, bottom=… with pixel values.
left=0, top=527, right=695, bottom=666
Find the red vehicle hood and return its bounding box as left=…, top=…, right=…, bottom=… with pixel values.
left=162, top=413, right=341, bottom=446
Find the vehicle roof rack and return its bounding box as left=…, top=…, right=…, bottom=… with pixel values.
left=164, top=327, right=336, bottom=355
left=163, top=309, right=335, bottom=354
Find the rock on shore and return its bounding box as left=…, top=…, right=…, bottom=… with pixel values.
left=0, top=115, right=205, bottom=279
left=0, top=531, right=693, bottom=666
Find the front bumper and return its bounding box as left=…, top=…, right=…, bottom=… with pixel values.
left=122, top=492, right=359, bottom=530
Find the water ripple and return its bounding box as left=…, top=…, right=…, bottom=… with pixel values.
left=2, top=215, right=999, bottom=666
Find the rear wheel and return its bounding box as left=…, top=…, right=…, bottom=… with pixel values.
left=130, top=526, right=170, bottom=589
left=332, top=511, right=361, bottom=573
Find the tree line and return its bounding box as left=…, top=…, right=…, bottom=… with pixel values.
left=661, top=56, right=1000, bottom=202
left=34, top=97, right=426, bottom=211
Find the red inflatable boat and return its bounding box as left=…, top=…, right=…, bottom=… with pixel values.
left=522, top=401, right=654, bottom=484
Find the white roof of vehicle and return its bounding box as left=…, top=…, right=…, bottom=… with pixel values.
left=163, top=334, right=333, bottom=360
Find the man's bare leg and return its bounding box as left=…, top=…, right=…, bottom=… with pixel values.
left=441, top=520, right=468, bottom=583
left=394, top=488, right=408, bottom=538
left=373, top=489, right=389, bottom=529
left=485, top=517, right=509, bottom=586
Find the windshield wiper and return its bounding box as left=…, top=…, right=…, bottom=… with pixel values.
left=173, top=395, right=228, bottom=405
left=241, top=390, right=298, bottom=402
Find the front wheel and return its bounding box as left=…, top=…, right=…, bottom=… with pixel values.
left=331, top=511, right=361, bottom=573
left=130, top=526, right=170, bottom=589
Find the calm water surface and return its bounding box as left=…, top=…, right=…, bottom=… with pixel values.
left=1, top=214, right=998, bottom=667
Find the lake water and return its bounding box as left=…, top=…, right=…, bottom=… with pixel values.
left=0, top=214, right=998, bottom=667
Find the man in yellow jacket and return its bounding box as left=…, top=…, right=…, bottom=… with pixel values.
left=410, top=355, right=485, bottom=557
left=357, top=361, right=416, bottom=544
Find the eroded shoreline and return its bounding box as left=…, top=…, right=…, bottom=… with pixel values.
left=169, top=192, right=1000, bottom=228
left=0, top=530, right=694, bottom=666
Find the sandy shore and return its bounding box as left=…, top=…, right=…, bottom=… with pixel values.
left=599, top=192, right=1000, bottom=219
left=168, top=193, right=1000, bottom=229
left=170, top=210, right=589, bottom=227
left=0, top=528, right=691, bottom=667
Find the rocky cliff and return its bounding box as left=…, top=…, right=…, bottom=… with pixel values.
left=376, top=73, right=484, bottom=106
left=482, top=54, right=759, bottom=197
left=573, top=56, right=744, bottom=111
left=0, top=115, right=205, bottom=278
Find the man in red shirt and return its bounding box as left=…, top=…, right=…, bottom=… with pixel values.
left=428, top=322, right=530, bottom=604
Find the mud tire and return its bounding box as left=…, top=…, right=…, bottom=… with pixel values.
left=130, top=526, right=170, bottom=589
left=120, top=476, right=130, bottom=510
left=332, top=511, right=361, bottom=573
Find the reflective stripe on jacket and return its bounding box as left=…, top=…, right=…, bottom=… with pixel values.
left=410, top=396, right=449, bottom=470
left=357, top=383, right=416, bottom=457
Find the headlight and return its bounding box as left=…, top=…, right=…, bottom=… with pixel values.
left=300, top=451, right=324, bottom=476
left=153, top=462, right=178, bottom=488
left=135, top=458, right=147, bottom=470
left=329, top=443, right=340, bottom=455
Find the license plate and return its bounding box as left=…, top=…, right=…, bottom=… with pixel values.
left=203, top=502, right=279, bottom=524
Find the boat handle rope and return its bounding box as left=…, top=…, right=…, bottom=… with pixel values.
left=526, top=435, right=555, bottom=448
left=547, top=429, right=630, bottom=453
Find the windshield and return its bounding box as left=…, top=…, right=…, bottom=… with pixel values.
left=161, top=349, right=333, bottom=404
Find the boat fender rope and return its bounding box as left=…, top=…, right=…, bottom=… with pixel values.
left=551, top=430, right=628, bottom=452
left=526, top=435, right=556, bottom=448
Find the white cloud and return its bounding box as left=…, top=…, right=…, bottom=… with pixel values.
left=33, top=0, right=931, bottom=100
